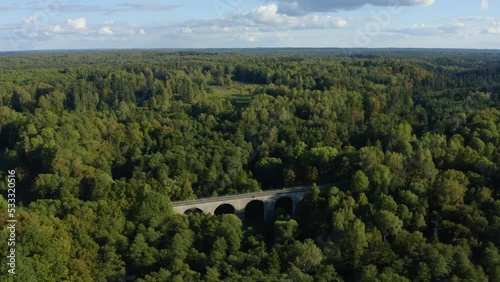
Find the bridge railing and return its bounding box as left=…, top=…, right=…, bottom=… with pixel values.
left=171, top=183, right=336, bottom=207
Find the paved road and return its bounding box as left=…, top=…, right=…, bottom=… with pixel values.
left=171, top=183, right=337, bottom=207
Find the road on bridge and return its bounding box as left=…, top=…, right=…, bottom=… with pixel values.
left=171, top=183, right=338, bottom=207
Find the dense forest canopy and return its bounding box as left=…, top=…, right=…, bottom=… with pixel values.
left=0, top=49, right=499, bottom=281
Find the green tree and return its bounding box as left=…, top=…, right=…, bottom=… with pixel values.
left=373, top=210, right=403, bottom=240
left=432, top=169, right=469, bottom=209
left=274, top=219, right=298, bottom=244
left=350, top=170, right=370, bottom=194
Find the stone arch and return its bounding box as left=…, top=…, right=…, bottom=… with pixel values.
left=184, top=208, right=203, bottom=215
left=274, top=196, right=293, bottom=217
left=214, top=204, right=235, bottom=215
left=245, top=200, right=265, bottom=223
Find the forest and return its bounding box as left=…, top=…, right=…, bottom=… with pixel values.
left=0, top=49, right=499, bottom=281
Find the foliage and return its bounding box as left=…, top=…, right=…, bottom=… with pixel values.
left=0, top=49, right=499, bottom=281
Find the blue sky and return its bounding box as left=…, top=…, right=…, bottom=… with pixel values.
left=0, top=0, right=499, bottom=51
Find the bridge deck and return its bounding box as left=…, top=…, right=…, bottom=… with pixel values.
left=171, top=184, right=334, bottom=207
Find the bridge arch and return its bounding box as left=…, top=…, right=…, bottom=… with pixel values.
left=245, top=200, right=265, bottom=223
left=274, top=196, right=293, bottom=218
left=172, top=184, right=333, bottom=222
left=214, top=204, right=235, bottom=215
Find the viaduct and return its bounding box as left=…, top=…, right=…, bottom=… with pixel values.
left=172, top=184, right=334, bottom=223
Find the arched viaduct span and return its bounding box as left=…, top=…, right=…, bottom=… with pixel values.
left=172, top=184, right=333, bottom=223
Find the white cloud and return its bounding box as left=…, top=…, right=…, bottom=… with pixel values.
left=67, top=17, right=87, bottom=30
left=236, top=4, right=347, bottom=29
left=23, top=16, right=39, bottom=26
left=99, top=26, right=113, bottom=35
left=168, top=4, right=346, bottom=38
left=240, top=33, right=262, bottom=42
left=485, top=27, right=500, bottom=34
left=139, top=29, right=146, bottom=35
left=249, top=4, right=293, bottom=26
left=49, top=25, right=63, bottom=33
left=484, top=22, right=500, bottom=34
left=307, top=15, right=347, bottom=28
left=182, top=27, right=194, bottom=34
left=480, top=0, right=489, bottom=11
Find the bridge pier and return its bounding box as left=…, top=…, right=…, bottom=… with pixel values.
left=292, top=199, right=298, bottom=215
left=235, top=210, right=245, bottom=222
left=264, top=201, right=274, bottom=223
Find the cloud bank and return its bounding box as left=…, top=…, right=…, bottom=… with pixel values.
left=273, top=0, right=435, bottom=15
left=238, top=4, right=348, bottom=29
left=67, top=18, right=87, bottom=30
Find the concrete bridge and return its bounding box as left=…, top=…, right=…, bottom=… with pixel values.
left=172, top=184, right=334, bottom=222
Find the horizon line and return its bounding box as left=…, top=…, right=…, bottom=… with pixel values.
left=2, top=46, right=500, bottom=55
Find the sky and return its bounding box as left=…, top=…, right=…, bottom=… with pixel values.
left=0, top=0, right=499, bottom=51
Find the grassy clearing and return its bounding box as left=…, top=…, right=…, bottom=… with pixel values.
left=209, top=82, right=262, bottom=109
